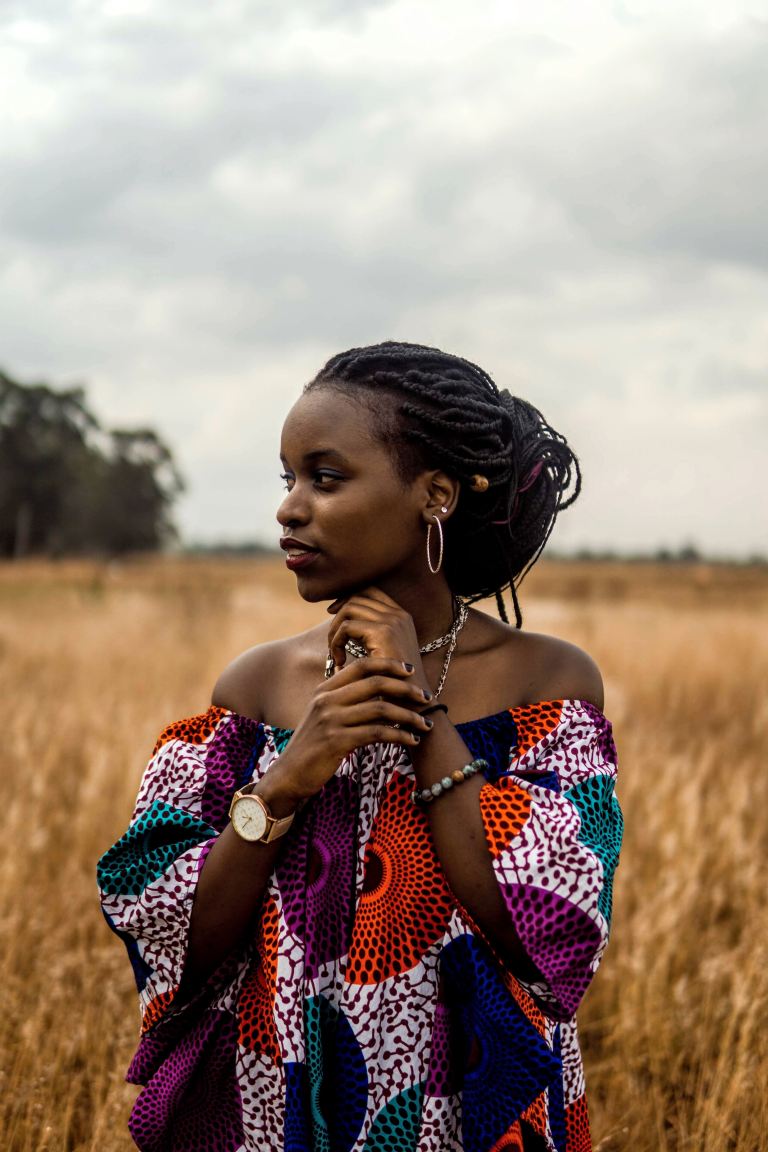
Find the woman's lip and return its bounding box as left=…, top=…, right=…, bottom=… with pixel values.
left=280, top=538, right=316, bottom=551
left=285, top=550, right=320, bottom=571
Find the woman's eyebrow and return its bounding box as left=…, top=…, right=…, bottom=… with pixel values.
left=280, top=448, right=351, bottom=466
left=306, top=448, right=350, bottom=465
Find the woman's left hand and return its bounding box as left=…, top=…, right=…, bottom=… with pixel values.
left=326, top=587, right=429, bottom=692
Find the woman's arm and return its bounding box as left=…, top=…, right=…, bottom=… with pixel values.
left=327, top=589, right=617, bottom=995
left=182, top=653, right=430, bottom=991
left=408, top=641, right=605, bottom=976
left=180, top=760, right=301, bottom=994
left=406, top=712, right=542, bottom=980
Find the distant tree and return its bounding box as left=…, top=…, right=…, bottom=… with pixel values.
left=653, top=543, right=702, bottom=565
left=0, top=372, right=97, bottom=556
left=0, top=368, right=184, bottom=558
left=676, top=543, right=701, bottom=563
left=97, top=428, right=184, bottom=554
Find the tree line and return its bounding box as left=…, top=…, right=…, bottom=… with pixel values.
left=0, top=369, right=184, bottom=558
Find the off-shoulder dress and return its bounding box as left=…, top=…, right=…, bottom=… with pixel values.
left=98, top=697, right=622, bottom=1152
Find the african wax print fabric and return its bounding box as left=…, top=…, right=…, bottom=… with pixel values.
left=97, top=698, right=622, bottom=1152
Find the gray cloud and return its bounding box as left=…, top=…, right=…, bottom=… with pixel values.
left=1, top=2, right=766, bottom=555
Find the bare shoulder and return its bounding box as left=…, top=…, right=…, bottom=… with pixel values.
left=468, top=611, right=604, bottom=712
left=523, top=630, right=605, bottom=711
left=211, top=624, right=326, bottom=723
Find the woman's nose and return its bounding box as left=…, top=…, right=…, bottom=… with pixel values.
left=276, top=485, right=308, bottom=528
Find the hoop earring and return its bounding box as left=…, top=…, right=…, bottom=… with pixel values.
left=426, top=512, right=445, bottom=575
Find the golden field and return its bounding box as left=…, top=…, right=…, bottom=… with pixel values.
left=1, top=555, right=766, bottom=1151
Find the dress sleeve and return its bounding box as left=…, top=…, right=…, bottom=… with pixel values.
left=97, top=706, right=267, bottom=1036
left=477, top=699, right=623, bottom=1021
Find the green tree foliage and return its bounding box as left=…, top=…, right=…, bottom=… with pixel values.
left=0, top=369, right=184, bottom=557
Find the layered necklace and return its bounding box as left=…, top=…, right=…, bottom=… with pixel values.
left=324, top=595, right=468, bottom=699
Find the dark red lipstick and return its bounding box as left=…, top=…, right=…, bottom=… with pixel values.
left=280, top=537, right=321, bottom=571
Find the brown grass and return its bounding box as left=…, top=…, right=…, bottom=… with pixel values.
left=1, top=556, right=766, bottom=1151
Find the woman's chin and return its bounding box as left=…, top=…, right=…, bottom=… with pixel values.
left=289, top=571, right=336, bottom=604
left=291, top=571, right=362, bottom=605
left=295, top=585, right=328, bottom=604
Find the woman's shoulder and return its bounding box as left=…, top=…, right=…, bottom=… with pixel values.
left=210, top=624, right=326, bottom=723
left=465, top=610, right=605, bottom=713
left=520, top=629, right=604, bottom=712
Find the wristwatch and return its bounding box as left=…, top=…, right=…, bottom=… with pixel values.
left=229, top=786, right=296, bottom=843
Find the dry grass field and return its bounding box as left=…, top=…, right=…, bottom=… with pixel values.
left=1, top=555, right=766, bottom=1151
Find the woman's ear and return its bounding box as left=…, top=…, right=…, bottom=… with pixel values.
left=422, top=470, right=459, bottom=521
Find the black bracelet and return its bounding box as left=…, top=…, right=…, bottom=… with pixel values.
left=419, top=703, right=449, bottom=718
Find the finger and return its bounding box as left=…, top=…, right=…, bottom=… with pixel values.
left=341, top=699, right=434, bottom=734
left=327, top=591, right=390, bottom=615
left=322, top=656, right=417, bottom=686
left=326, top=602, right=385, bottom=643
left=327, top=609, right=390, bottom=669
left=327, top=599, right=392, bottom=634
left=328, top=618, right=354, bottom=671
left=326, top=593, right=408, bottom=658
left=347, top=722, right=424, bottom=749
left=327, top=605, right=363, bottom=669
left=355, top=586, right=403, bottom=609
left=328, top=591, right=404, bottom=628
left=324, top=670, right=431, bottom=708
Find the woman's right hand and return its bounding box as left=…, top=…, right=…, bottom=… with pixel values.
left=263, top=657, right=433, bottom=805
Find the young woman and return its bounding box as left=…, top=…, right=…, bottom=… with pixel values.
left=98, top=341, right=622, bottom=1152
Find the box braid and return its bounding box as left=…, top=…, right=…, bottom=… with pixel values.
left=306, top=340, right=581, bottom=628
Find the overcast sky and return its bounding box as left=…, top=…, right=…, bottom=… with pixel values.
left=2, top=0, right=766, bottom=557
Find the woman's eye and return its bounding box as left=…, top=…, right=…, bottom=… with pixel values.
left=314, top=471, right=341, bottom=486
left=278, top=471, right=341, bottom=491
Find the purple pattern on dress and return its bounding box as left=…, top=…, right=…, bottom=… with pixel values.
left=128, top=1009, right=244, bottom=1152
left=425, top=994, right=457, bottom=1098
left=582, top=701, right=619, bottom=767
left=277, top=774, right=357, bottom=977
left=501, top=884, right=604, bottom=1018
left=201, top=714, right=264, bottom=829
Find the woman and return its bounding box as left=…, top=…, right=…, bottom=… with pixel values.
left=98, top=341, right=622, bottom=1152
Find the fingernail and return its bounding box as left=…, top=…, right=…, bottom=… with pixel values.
left=422, top=689, right=433, bottom=700
left=403, top=662, right=415, bottom=672
left=412, top=733, right=421, bottom=743
left=424, top=717, right=434, bottom=729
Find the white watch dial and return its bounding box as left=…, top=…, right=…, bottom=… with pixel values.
left=231, top=795, right=268, bottom=841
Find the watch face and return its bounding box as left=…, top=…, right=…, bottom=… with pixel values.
left=231, top=795, right=268, bottom=841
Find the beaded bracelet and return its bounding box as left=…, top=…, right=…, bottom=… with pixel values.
left=411, top=758, right=489, bottom=807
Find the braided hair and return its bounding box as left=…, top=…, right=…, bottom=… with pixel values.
left=305, top=340, right=581, bottom=628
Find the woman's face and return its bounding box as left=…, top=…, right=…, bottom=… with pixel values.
left=276, top=388, right=429, bottom=602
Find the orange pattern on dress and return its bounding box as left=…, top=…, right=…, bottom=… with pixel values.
left=152, top=705, right=228, bottom=756
left=510, top=700, right=564, bottom=756
left=140, top=987, right=176, bottom=1034
left=346, top=773, right=455, bottom=985
left=480, top=776, right=532, bottom=858
left=522, top=1089, right=549, bottom=1137
left=566, top=1093, right=593, bottom=1152
left=237, top=892, right=281, bottom=1063
left=489, top=1119, right=525, bottom=1151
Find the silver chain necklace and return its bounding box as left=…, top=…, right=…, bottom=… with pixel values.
left=324, top=596, right=469, bottom=700
left=428, top=598, right=468, bottom=698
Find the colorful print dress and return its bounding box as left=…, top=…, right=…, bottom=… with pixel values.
left=98, top=697, right=622, bottom=1152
